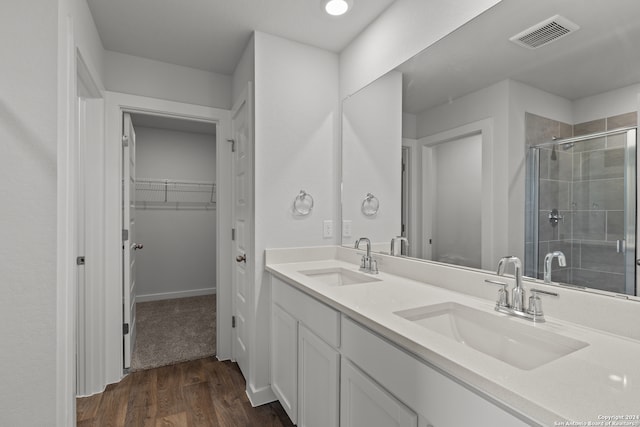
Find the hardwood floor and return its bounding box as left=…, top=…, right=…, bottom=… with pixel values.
left=76, top=357, right=294, bottom=427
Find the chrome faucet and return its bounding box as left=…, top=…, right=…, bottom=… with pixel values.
left=390, top=236, right=409, bottom=256
left=497, top=255, right=524, bottom=311
left=355, top=237, right=378, bottom=274
left=543, top=251, right=566, bottom=285
left=485, top=255, right=558, bottom=322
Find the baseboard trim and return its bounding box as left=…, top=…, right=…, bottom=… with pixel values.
left=136, top=287, right=216, bottom=303
left=246, top=383, right=277, bottom=407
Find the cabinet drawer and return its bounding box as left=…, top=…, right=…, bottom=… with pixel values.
left=272, top=277, right=340, bottom=347
left=341, top=316, right=530, bottom=427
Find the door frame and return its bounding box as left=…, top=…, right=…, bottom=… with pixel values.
left=104, top=92, right=232, bottom=383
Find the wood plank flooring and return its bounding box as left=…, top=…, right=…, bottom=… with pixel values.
left=77, top=357, right=294, bottom=427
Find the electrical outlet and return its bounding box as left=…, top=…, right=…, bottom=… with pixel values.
left=342, top=220, right=352, bottom=237
left=323, top=220, right=333, bottom=238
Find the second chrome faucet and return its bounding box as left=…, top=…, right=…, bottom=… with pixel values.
left=355, top=237, right=378, bottom=274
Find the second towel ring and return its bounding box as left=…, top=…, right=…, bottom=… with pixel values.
left=361, top=193, right=379, bottom=216
left=294, top=190, right=314, bottom=215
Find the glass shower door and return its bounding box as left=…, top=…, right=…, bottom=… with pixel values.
left=528, top=128, right=636, bottom=295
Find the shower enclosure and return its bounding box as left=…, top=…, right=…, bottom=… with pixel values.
left=525, top=117, right=637, bottom=296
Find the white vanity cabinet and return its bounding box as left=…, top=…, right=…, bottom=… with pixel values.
left=271, top=277, right=340, bottom=427
left=270, top=275, right=532, bottom=427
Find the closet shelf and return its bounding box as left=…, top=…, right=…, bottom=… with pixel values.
left=135, top=178, right=216, bottom=209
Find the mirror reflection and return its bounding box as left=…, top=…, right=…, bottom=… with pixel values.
left=341, top=0, right=640, bottom=296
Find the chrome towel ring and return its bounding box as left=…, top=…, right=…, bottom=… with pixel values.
left=294, top=190, right=314, bottom=215
left=361, top=193, right=379, bottom=216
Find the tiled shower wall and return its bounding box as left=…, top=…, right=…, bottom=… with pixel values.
left=525, top=112, right=637, bottom=293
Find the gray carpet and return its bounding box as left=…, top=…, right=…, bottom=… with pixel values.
left=131, top=294, right=216, bottom=371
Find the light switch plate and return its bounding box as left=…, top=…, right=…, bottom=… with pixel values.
left=342, top=220, right=352, bottom=237
left=323, top=220, right=333, bottom=238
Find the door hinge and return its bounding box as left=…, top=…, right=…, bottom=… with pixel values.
left=122, top=229, right=129, bottom=241
left=76, top=256, right=86, bottom=266
left=231, top=228, right=236, bottom=241
left=402, top=162, right=406, bottom=173
left=123, top=323, right=129, bottom=335
left=227, top=138, right=236, bottom=153
left=122, top=135, right=129, bottom=147
left=232, top=316, right=236, bottom=328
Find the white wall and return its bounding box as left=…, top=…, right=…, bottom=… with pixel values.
left=134, top=126, right=217, bottom=301
left=104, top=50, right=232, bottom=109
left=342, top=71, right=403, bottom=246
left=0, top=2, right=58, bottom=425
left=72, top=0, right=105, bottom=88
left=232, top=35, right=255, bottom=104
left=339, top=0, right=502, bottom=98
left=573, top=83, right=640, bottom=124
left=402, top=112, right=418, bottom=139
left=253, top=31, right=339, bottom=399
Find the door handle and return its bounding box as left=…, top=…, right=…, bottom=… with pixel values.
left=236, top=254, right=246, bottom=263
left=133, top=243, right=144, bottom=250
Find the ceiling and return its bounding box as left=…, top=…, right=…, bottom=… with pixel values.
left=397, top=0, right=640, bottom=114
left=86, top=0, right=396, bottom=75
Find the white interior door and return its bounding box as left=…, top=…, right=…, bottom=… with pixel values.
left=122, top=112, right=138, bottom=370
left=231, top=85, right=252, bottom=378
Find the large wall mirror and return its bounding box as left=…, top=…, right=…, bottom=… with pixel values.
left=341, top=0, right=640, bottom=298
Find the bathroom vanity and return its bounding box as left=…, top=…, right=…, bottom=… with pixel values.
left=265, top=246, right=640, bottom=427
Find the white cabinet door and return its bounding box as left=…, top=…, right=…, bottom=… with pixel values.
left=271, top=303, right=298, bottom=424
left=341, top=359, right=417, bottom=427
left=298, top=325, right=340, bottom=427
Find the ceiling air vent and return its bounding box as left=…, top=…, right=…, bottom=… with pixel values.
left=509, top=15, right=580, bottom=49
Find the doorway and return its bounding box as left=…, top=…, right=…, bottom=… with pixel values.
left=97, top=92, right=232, bottom=386
left=124, top=113, right=219, bottom=371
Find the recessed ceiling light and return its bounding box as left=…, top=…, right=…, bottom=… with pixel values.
left=323, top=0, right=352, bottom=16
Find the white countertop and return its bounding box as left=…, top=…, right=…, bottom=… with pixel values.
left=266, top=256, right=640, bottom=426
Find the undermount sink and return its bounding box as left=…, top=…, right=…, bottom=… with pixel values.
left=299, top=267, right=381, bottom=286
left=394, top=302, right=588, bottom=370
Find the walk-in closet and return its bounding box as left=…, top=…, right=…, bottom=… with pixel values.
left=130, top=113, right=217, bottom=371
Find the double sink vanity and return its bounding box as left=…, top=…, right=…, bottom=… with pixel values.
left=266, top=245, right=640, bottom=427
